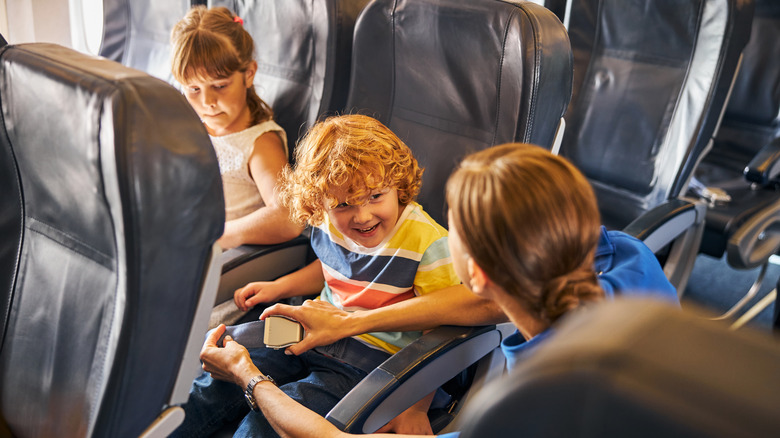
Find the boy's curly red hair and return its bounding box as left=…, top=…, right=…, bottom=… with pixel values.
left=280, top=115, right=423, bottom=226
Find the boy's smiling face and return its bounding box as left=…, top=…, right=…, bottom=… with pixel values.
left=326, top=186, right=404, bottom=248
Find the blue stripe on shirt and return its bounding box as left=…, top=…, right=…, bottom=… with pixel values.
left=312, top=227, right=420, bottom=287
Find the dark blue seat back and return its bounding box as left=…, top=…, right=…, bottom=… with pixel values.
left=459, top=299, right=780, bottom=437
left=0, top=43, right=223, bottom=437
left=99, top=0, right=190, bottom=83
left=323, top=1, right=572, bottom=432
left=705, top=1, right=780, bottom=173
left=559, top=0, right=753, bottom=230
left=100, top=0, right=368, bottom=153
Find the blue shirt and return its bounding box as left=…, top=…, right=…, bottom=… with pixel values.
left=595, top=226, right=679, bottom=304
left=501, top=226, right=679, bottom=370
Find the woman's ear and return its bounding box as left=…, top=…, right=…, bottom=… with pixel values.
left=467, top=258, right=490, bottom=295
left=244, top=61, right=257, bottom=88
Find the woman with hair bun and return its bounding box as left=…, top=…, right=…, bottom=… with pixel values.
left=445, top=143, right=678, bottom=371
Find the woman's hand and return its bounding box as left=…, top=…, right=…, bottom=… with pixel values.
left=200, top=324, right=259, bottom=388
left=260, top=300, right=353, bottom=355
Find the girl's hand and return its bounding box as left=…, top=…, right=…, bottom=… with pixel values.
left=260, top=300, right=352, bottom=355
left=234, top=281, right=286, bottom=311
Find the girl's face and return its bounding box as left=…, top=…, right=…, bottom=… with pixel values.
left=325, top=186, right=404, bottom=248
left=182, top=66, right=256, bottom=136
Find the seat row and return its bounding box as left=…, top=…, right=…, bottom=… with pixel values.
left=102, top=0, right=780, bottom=315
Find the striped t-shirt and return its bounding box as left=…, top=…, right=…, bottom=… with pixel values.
left=311, top=202, right=460, bottom=354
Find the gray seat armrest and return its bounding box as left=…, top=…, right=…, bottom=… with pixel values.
left=727, top=197, right=780, bottom=269
left=623, top=198, right=707, bottom=293
left=623, top=198, right=706, bottom=253
left=745, top=137, right=780, bottom=185
left=325, top=325, right=503, bottom=434
left=217, top=233, right=312, bottom=305
left=221, top=232, right=311, bottom=273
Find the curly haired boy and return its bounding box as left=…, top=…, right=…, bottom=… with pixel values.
left=172, top=115, right=461, bottom=437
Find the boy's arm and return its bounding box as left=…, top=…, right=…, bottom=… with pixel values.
left=273, top=259, right=326, bottom=298
left=261, top=284, right=507, bottom=355
left=235, top=260, right=324, bottom=311
left=349, top=284, right=507, bottom=331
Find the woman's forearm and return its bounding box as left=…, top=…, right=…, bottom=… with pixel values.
left=346, top=284, right=507, bottom=335
left=254, top=382, right=433, bottom=438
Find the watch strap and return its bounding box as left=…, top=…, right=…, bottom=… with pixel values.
left=244, top=373, right=276, bottom=412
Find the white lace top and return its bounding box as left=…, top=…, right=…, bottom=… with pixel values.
left=210, top=120, right=288, bottom=221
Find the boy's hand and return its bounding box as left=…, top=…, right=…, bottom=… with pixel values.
left=234, top=281, right=286, bottom=311
left=260, top=300, right=352, bottom=355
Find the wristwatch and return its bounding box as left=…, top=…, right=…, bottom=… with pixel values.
left=244, top=373, right=276, bottom=412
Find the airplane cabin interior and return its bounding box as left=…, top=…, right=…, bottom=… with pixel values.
left=0, top=0, right=779, bottom=437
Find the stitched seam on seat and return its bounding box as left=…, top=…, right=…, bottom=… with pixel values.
left=26, top=217, right=114, bottom=270
left=494, top=6, right=514, bottom=146
left=524, top=3, right=541, bottom=143
left=388, top=0, right=398, bottom=123
left=393, top=107, right=493, bottom=143
left=0, top=104, right=23, bottom=359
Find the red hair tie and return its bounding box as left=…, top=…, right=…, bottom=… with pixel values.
left=233, top=16, right=244, bottom=25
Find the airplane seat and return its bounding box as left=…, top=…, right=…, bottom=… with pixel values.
left=101, top=0, right=369, bottom=154
left=322, top=0, right=573, bottom=433
left=688, top=0, right=780, bottom=319
left=0, top=43, right=224, bottom=437
left=101, top=0, right=369, bottom=156
left=456, top=298, right=780, bottom=437
left=99, top=0, right=191, bottom=83
left=776, top=275, right=780, bottom=331
left=558, top=0, right=754, bottom=293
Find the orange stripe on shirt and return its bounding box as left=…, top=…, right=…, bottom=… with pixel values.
left=326, top=276, right=416, bottom=309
